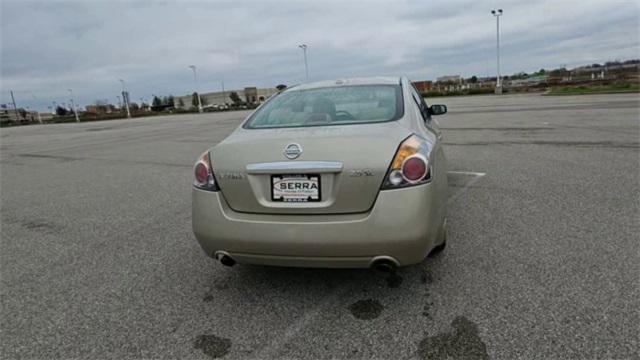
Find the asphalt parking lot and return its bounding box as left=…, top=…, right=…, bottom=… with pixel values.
left=1, top=93, right=638, bottom=359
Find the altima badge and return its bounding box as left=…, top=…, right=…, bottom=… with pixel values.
left=349, top=169, right=374, bottom=177
left=283, top=143, right=302, bottom=159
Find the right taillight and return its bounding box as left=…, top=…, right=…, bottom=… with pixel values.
left=382, top=135, right=432, bottom=189
left=193, top=151, right=219, bottom=191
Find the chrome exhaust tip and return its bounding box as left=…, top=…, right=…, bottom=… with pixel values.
left=370, top=256, right=399, bottom=272
left=214, top=251, right=236, bottom=267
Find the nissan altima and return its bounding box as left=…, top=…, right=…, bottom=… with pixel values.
left=192, top=77, right=448, bottom=269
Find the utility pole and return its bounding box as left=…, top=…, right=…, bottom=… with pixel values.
left=32, top=94, right=42, bottom=123
left=298, top=44, right=309, bottom=81
left=9, top=90, right=19, bottom=121
left=189, top=65, right=203, bottom=113
left=68, top=89, right=80, bottom=122
left=221, top=81, right=225, bottom=107
left=119, top=79, right=131, bottom=118
left=491, top=9, right=503, bottom=94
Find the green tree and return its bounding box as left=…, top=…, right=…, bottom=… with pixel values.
left=152, top=96, right=162, bottom=107
left=167, top=95, right=175, bottom=108
left=178, top=98, right=185, bottom=108
left=229, top=91, right=242, bottom=105
left=469, top=76, right=478, bottom=83
left=192, top=92, right=200, bottom=108
left=55, top=106, right=68, bottom=116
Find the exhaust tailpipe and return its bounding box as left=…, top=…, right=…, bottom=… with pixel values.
left=215, top=251, right=236, bottom=267
left=370, top=257, right=398, bottom=273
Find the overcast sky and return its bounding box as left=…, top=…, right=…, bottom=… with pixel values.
left=1, top=0, right=638, bottom=110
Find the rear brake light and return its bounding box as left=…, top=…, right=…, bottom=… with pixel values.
left=193, top=151, right=219, bottom=191
left=402, top=155, right=428, bottom=182
left=194, top=163, right=209, bottom=184
left=382, top=135, right=432, bottom=189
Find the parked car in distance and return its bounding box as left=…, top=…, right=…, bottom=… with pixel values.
left=192, top=77, right=448, bottom=269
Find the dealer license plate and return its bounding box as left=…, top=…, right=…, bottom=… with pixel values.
left=271, top=174, right=321, bottom=202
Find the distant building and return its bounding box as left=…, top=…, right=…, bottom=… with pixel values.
left=508, top=75, right=548, bottom=87
left=85, top=104, right=116, bottom=114
left=0, top=107, right=43, bottom=123
left=174, top=87, right=278, bottom=109
left=412, top=80, right=433, bottom=92
left=436, top=75, right=462, bottom=83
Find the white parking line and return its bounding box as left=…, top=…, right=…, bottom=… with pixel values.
left=447, top=171, right=486, bottom=204
left=447, top=171, right=487, bottom=177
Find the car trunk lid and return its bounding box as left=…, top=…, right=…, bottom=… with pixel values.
left=211, top=122, right=410, bottom=214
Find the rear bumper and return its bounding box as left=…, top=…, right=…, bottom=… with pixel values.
left=192, top=183, right=442, bottom=268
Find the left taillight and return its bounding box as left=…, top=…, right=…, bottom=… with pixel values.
left=381, top=134, right=433, bottom=189
left=193, top=151, right=219, bottom=191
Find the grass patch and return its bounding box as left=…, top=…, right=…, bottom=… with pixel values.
left=421, top=87, right=497, bottom=97
left=548, top=82, right=640, bottom=95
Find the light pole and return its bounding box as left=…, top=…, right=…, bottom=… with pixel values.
left=67, top=88, right=80, bottom=122
left=31, top=94, right=42, bottom=123
left=189, top=65, right=203, bottom=113
left=221, top=81, right=226, bottom=107
left=118, top=79, right=131, bottom=118
left=491, top=9, right=503, bottom=94
left=298, top=44, right=309, bottom=81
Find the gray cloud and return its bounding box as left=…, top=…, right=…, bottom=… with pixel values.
left=1, top=0, right=638, bottom=110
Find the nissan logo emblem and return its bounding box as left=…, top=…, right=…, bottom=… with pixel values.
left=283, top=143, right=302, bottom=159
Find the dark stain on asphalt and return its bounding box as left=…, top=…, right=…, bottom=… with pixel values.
left=203, top=293, right=214, bottom=302
left=194, top=334, right=231, bottom=358
left=215, top=282, right=229, bottom=290
left=422, top=302, right=434, bottom=317
left=417, top=316, right=489, bottom=360
left=21, top=220, right=58, bottom=233
left=17, top=153, right=79, bottom=162
left=444, top=140, right=639, bottom=149
left=421, top=270, right=433, bottom=284
left=442, top=126, right=553, bottom=132
left=349, top=299, right=384, bottom=320
left=386, top=273, right=403, bottom=288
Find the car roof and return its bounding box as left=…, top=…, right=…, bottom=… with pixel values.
left=288, top=76, right=402, bottom=91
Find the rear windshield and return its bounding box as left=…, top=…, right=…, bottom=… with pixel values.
left=244, top=85, right=403, bottom=129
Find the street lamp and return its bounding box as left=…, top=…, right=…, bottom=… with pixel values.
left=298, top=44, right=309, bottom=81
left=118, top=79, right=132, bottom=118
left=31, top=94, right=42, bottom=123
left=221, top=81, right=226, bottom=106
left=67, top=88, right=80, bottom=122
left=491, top=9, right=503, bottom=94
left=189, top=65, right=203, bottom=113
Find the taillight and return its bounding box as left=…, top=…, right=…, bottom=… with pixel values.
left=193, top=151, right=219, bottom=191
left=382, top=135, right=432, bottom=189
left=402, top=155, right=428, bottom=182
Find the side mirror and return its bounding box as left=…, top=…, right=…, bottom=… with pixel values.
left=428, top=104, right=447, bottom=116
